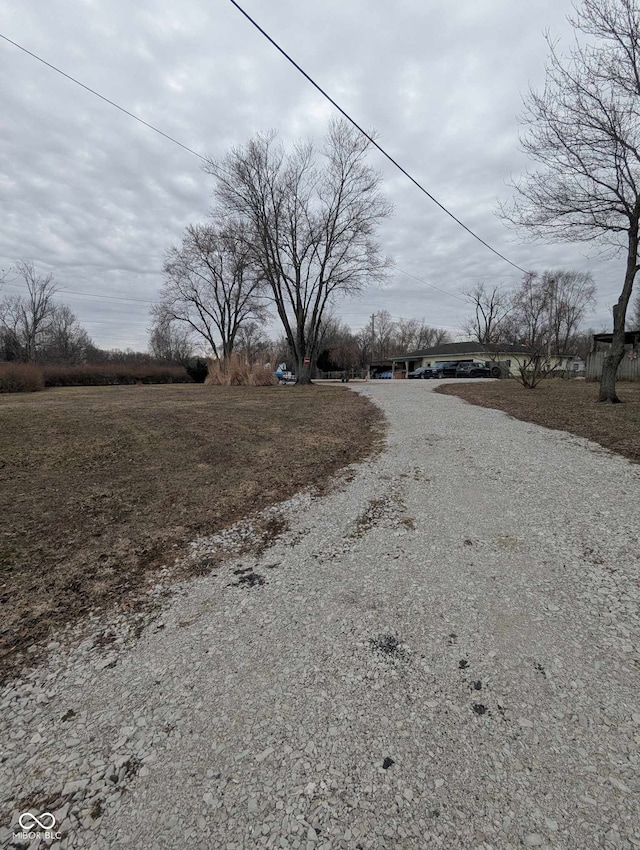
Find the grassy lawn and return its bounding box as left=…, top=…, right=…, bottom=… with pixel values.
left=0, top=383, right=384, bottom=680
left=436, top=378, right=640, bottom=464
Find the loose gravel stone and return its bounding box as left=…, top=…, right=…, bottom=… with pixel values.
left=1, top=381, right=639, bottom=850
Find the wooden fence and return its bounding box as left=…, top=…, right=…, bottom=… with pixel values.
left=585, top=351, right=640, bottom=381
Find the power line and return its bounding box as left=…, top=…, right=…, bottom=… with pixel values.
left=5, top=264, right=464, bottom=316
left=59, top=288, right=152, bottom=304
left=228, top=0, right=529, bottom=275
left=1, top=25, right=528, bottom=284
left=3, top=280, right=154, bottom=304
left=331, top=313, right=464, bottom=332
left=82, top=319, right=152, bottom=326
left=395, top=267, right=468, bottom=303
left=0, top=32, right=207, bottom=163
left=346, top=316, right=464, bottom=333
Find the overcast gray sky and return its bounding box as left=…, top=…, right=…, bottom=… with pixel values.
left=0, top=0, right=625, bottom=350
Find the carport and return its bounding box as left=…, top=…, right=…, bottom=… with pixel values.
left=368, top=360, right=395, bottom=378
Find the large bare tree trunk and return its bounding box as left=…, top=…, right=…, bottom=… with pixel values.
left=599, top=221, right=638, bottom=403
left=297, top=361, right=312, bottom=384
left=295, top=325, right=312, bottom=385
left=599, top=331, right=625, bottom=402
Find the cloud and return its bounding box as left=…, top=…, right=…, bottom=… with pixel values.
left=0, top=0, right=624, bottom=350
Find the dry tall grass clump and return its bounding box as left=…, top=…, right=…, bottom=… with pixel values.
left=205, top=355, right=250, bottom=386
left=0, top=363, right=45, bottom=393
left=205, top=354, right=277, bottom=387
left=249, top=362, right=279, bottom=386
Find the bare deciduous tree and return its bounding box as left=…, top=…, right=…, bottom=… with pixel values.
left=369, top=310, right=397, bottom=360
left=501, top=0, right=640, bottom=402
left=207, top=119, right=392, bottom=384
left=357, top=312, right=451, bottom=361
left=353, top=326, right=373, bottom=368
left=499, top=270, right=594, bottom=386
left=0, top=292, right=20, bottom=360
left=148, top=314, right=194, bottom=365
left=462, top=271, right=595, bottom=377
left=329, top=337, right=361, bottom=379
left=544, top=270, right=596, bottom=353
left=413, top=325, right=451, bottom=351
left=393, top=317, right=422, bottom=354
left=390, top=318, right=451, bottom=354
left=0, top=261, right=58, bottom=362
left=574, top=325, right=612, bottom=359
left=506, top=272, right=558, bottom=387
left=158, top=220, right=266, bottom=362
left=314, top=314, right=350, bottom=359
left=462, top=282, right=511, bottom=346
left=233, top=320, right=272, bottom=365
left=39, top=305, right=93, bottom=363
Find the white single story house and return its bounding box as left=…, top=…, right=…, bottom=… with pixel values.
left=372, top=342, right=584, bottom=378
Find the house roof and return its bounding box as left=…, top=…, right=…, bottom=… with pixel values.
left=593, top=331, right=640, bottom=345
left=390, top=341, right=531, bottom=362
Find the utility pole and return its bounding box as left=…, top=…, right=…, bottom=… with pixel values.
left=547, top=278, right=556, bottom=359
left=370, top=313, right=375, bottom=361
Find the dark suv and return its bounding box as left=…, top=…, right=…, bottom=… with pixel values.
left=455, top=361, right=492, bottom=378
left=432, top=361, right=461, bottom=378
left=408, top=365, right=434, bottom=379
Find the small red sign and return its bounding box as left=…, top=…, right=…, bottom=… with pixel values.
left=304, top=357, right=310, bottom=365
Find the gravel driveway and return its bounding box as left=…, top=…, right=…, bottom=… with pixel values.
left=2, top=380, right=639, bottom=850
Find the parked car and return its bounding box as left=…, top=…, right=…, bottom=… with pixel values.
left=455, top=361, right=492, bottom=378
left=407, top=365, right=434, bottom=379
left=274, top=362, right=296, bottom=383
left=377, top=370, right=393, bottom=379
left=431, top=361, right=461, bottom=378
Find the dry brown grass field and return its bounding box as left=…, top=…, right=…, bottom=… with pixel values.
left=436, top=378, right=640, bottom=464
left=0, top=383, right=384, bottom=681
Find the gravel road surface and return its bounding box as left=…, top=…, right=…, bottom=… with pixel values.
left=1, top=380, right=639, bottom=850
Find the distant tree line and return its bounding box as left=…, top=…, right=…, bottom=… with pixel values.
left=0, top=261, right=92, bottom=364
left=462, top=271, right=598, bottom=357
left=0, top=260, right=196, bottom=372
left=312, top=312, right=451, bottom=375
left=9, top=254, right=639, bottom=386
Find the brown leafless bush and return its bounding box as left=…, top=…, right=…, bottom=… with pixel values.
left=42, top=363, right=190, bottom=387
left=0, top=362, right=45, bottom=393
